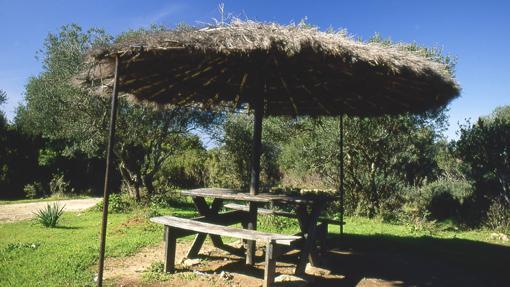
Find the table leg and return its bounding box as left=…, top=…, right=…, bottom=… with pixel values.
left=246, top=202, right=257, bottom=265
left=186, top=233, right=206, bottom=258
left=295, top=202, right=325, bottom=275
left=187, top=197, right=224, bottom=257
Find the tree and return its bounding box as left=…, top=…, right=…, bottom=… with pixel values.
left=16, top=24, right=221, bottom=200
left=456, top=106, right=510, bottom=208
left=0, top=90, right=43, bottom=199
left=277, top=113, right=447, bottom=217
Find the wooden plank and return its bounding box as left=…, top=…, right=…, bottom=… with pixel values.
left=164, top=226, right=178, bottom=273
left=191, top=197, right=224, bottom=248
left=246, top=202, right=257, bottom=265
left=295, top=202, right=325, bottom=275
left=151, top=216, right=300, bottom=244
left=186, top=233, right=206, bottom=258
left=263, top=240, right=276, bottom=287
left=224, top=203, right=343, bottom=225
left=225, top=203, right=294, bottom=217
left=181, top=188, right=318, bottom=204
left=162, top=210, right=247, bottom=239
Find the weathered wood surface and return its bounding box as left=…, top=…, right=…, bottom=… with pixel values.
left=263, top=240, right=276, bottom=287
left=224, top=203, right=344, bottom=225
left=151, top=216, right=300, bottom=245
left=191, top=197, right=224, bottom=250
left=181, top=188, right=318, bottom=204
left=164, top=226, right=178, bottom=272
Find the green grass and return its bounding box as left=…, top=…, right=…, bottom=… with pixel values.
left=0, top=204, right=508, bottom=287
left=0, top=206, right=195, bottom=287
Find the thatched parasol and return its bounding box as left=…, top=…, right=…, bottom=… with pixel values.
left=81, top=20, right=459, bottom=116
left=80, top=21, right=460, bottom=286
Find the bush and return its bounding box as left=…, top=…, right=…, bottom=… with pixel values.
left=34, top=202, right=65, bottom=227
left=23, top=182, right=44, bottom=199
left=93, top=193, right=134, bottom=213
left=407, top=177, right=473, bottom=221
left=49, top=173, right=73, bottom=197
left=485, top=199, right=510, bottom=233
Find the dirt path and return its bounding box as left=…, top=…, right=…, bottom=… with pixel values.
left=0, top=198, right=101, bottom=223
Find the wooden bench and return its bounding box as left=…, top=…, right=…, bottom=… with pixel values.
left=151, top=215, right=300, bottom=287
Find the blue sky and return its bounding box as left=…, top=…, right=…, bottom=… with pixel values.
left=0, top=0, right=509, bottom=139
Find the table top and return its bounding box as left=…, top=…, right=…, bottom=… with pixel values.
left=181, top=188, right=331, bottom=204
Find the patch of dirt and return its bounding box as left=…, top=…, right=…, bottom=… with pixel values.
left=105, top=239, right=303, bottom=287
left=0, top=198, right=101, bottom=223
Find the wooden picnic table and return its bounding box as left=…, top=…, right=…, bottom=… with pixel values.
left=180, top=187, right=331, bottom=275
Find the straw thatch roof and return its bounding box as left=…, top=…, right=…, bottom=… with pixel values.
left=79, top=20, right=460, bottom=116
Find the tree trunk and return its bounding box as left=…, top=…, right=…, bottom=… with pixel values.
left=143, top=174, right=155, bottom=197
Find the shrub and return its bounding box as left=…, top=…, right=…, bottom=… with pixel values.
left=23, top=182, right=44, bottom=199
left=405, top=177, right=473, bottom=222
left=34, top=202, right=65, bottom=227
left=93, top=193, right=134, bottom=213
left=485, top=199, right=510, bottom=233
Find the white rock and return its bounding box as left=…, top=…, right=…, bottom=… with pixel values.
left=274, top=274, right=309, bottom=287
left=182, top=258, right=202, bottom=267
left=305, top=263, right=331, bottom=275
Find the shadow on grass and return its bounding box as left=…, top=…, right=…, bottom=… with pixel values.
left=309, top=233, right=510, bottom=286
left=199, top=233, right=510, bottom=287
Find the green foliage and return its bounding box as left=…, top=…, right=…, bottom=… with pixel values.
left=3, top=242, right=41, bottom=252
left=207, top=113, right=285, bottom=189
left=93, top=193, right=134, bottom=213
left=156, top=135, right=208, bottom=191
left=142, top=261, right=172, bottom=283
left=23, top=182, right=45, bottom=199
left=277, top=113, right=447, bottom=218
left=16, top=24, right=222, bottom=200
left=400, top=177, right=473, bottom=228
left=485, top=199, right=510, bottom=233
left=34, top=202, right=65, bottom=227
left=456, top=105, right=510, bottom=223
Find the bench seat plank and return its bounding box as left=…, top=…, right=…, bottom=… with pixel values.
left=151, top=216, right=300, bottom=245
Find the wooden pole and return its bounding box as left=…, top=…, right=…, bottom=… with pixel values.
left=97, top=54, right=120, bottom=287
left=246, top=96, right=263, bottom=265
left=339, top=115, right=345, bottom=236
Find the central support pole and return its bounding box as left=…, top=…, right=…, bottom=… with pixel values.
left=246, top=96, right=264, bottom=265
left=97, top=54, right=120, bottom=287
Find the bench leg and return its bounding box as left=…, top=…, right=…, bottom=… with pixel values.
left=263, top=240, right=276, bottom=287
left=164, top=226, right=178, bottom=273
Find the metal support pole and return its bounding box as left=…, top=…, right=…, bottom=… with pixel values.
left=97, top=54, right=120, bottom=286
left=246, top=96, right=263, bottom=265
left=339, top=115, right=345, bottom=236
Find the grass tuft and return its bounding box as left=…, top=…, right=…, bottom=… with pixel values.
left=33, top=202, right=65, bottom=228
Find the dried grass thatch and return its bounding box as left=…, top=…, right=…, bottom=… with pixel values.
left=78, top=20, right=460, bottom=116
